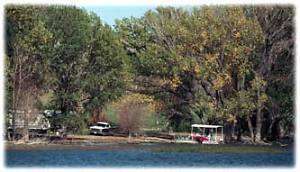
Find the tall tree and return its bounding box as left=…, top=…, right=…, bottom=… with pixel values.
left=82, top=14, right=130, bottom=123
left=42, top=6, right=93, bottom=117
left=252, top=6, right=294, bottom=141
left=117, top=7, right=264, bottom=136
left=5, top=5, right=53, bottom=140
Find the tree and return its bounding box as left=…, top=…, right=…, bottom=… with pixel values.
left=117, top=7, right=203, bottom=130
left=252, top=6, right=295, bottom=141
left=5, top=5, right=132, bottom=134
left=184, top=7, right=264, bottom=141
left=117, top=6, right=264, bottom=136
left=42, top=6, right=93, bottom=116
left=5, top=5, right=294, bottom=143
left=82, top=14, right=130, bottom=124
left=5, top=5, right=53, bottom=141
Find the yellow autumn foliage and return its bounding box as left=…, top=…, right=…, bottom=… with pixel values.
left=194, top=63, right=201, bottom=76
left=111, top=93, right=157, bottom=113
left=226, top=114, right=237, bottom=123
left=169, top=75, right=181, bottom=90
left=212, top=73, right=231, bottom=90
left=234, top=32, right=241, bottom=39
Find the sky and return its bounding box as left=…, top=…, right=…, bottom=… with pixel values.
left=81, top=6, right=157, bottom=26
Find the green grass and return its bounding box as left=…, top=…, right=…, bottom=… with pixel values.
left=151, top=144, right=286, bottom=154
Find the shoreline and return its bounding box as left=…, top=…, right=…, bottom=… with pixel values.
left=5, top=135, right=293, bottom=154
left=5, top=135, right=173, bottom=150
left=5, top=134, right=293, bottom=146
left=5, top=142, right=291, bottom=155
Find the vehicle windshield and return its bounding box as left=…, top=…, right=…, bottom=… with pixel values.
left=97, top=123, right=108, bottom=127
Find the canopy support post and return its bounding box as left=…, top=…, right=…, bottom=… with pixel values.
left=221, top=127, right=224, bottom=143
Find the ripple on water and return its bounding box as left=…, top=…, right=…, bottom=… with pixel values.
left=5, top=145, right=294, bottom=167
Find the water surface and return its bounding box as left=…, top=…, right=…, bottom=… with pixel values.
left=6, top=143, right=294, bottom=167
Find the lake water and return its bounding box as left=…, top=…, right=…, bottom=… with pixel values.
left=5, top=143, right=294, bottom=168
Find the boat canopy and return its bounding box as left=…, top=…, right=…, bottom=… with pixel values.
left=191, top=124, right=223, bottom=128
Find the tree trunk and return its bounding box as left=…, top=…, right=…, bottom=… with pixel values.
left=91, top=107, right=101, bottom=124
left=128, top=131, right=132, bottom=140
left=236, top=74, right=245, bottom=142
left=223, top=122, right=232, bottom=143
left=11, top=111, right=16, bottom=141
left=11, top=68, right=20, bottom=141
left=231, top=120, right=236, bottom=142
left=278, top=120, right=284, bottom=139
left=23, top=111, right=30, bottom=142
left=246, top=115, right=255, bottom=142
left=267, top=120, right=275, bottom=140
left=255, top=107, right=262, bottom=142
left=6, top=128, right=11, bottom=141
left=267, top=99, right=280, bottom=140
left=236, top=116, right=242, bottom=142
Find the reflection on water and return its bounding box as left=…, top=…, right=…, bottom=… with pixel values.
left=6, top=144, right=294, bottom=167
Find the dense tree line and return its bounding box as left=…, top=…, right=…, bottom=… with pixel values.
left=5, top=5, right=294, bottom=143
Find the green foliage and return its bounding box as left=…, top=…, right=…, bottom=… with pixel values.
left=103, top=105, right=119, bottom=124
left=5, top=5, right=294, bottom=140
left=42, top=6, right=94, bottom=114
left=5, top=4, right=54, bottom=140
left=82, top=16, right=130, bottom=112
left=224, top=90, right=256, bottom=118
left=5, top=5, right=131, bottom=132
left=117, top=6, right=265, bottom=131
left=143, top=112, right=169, bottom=131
